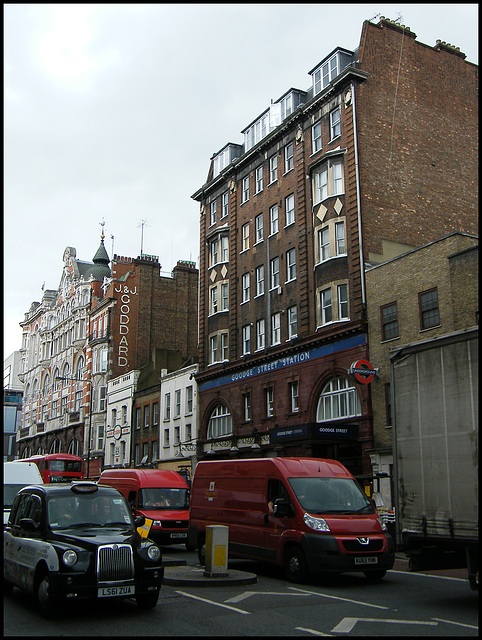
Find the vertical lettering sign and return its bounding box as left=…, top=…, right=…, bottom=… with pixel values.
left=115, top=285, right=138, bottom=367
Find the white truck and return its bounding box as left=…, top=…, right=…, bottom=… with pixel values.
left=3, top=461, right=43, bottom=525
left=391, top=327, right=478, bottom=590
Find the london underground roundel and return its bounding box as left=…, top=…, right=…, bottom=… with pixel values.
left=348, top=359, right=378, bottom=384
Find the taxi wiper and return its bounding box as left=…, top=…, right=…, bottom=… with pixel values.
left=99, top=521, right=131, bottom=527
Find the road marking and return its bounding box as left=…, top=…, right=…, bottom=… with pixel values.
left=296, top=627, right=333, bottom=636
left=433, top=618, right=478, bottom=630
left=331, top=617, right=438, bottom=633
left=288, top=586, right=389, bottom=610
left=389, top=570, right=466, bottom=582
left=225, top=590, right=311, bottom=603
left=176, top=590, right=250, bottom=614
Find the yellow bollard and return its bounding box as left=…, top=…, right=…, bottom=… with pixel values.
left=204, top=525, right=229, bottom=577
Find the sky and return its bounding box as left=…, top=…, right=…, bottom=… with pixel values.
left=4, top=3, right=478, bottom=360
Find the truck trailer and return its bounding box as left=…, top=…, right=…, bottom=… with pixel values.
left=391, top=327, right=478, bottom=590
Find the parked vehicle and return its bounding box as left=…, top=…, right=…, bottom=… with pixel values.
left=4, top=461, right=43, bottom=525
left=188, top=457, right=395, bottom=583
left=391, top=327, right=478, bottom=590
left=20, top=453, right=83, bottom=483
left=99, top=468, right=190, bottom=547
left=4, top=481, right=164, bottom=616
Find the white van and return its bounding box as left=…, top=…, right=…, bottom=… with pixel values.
left=4, top=461, right=43, bottom=525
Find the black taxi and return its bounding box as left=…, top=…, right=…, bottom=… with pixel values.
left=4, top=482, right=164, bottom=616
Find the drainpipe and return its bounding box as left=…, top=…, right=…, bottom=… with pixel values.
left=350, top=82, right=367, bottom=312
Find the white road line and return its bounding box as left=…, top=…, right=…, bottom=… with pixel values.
left=176, top=590, right=250, bottom=614
left=296, top=627, right=333, bottom=636
left=433, top=618, right=479, bottom=630
left=288, top=586, right=389, bottom=609
left=225, top=590, right=311, bottom=603
left=331, top=617, right=438, bottom=633
left=389, top=569, right=466, bottom=582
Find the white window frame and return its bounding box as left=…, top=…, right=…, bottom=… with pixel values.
left=242, top=176, right=250, bottom=203
left=221, top=282, right=229, bottom=311
left=269, top=155, right=278, bottom=183
left=271, top=312, right=281, bottom=345
left=330, top=106, right=341, bottom=140
left=270, top=204, right=279, bottom=235
left=312, top=121, right=322, bottom=153
left=221, top=191, right=229, bottom=218
left=286, top=248, right=296, bottom=282
left=210, top=200, right=217, bottom=226
left=321, top=288, right=332, bottom=325
left=316, top=376, right=361, bottom=421
left=221, top=332, right=228, bottom=361
left=266, top=388, right=274, bottom=417
left=255, top=213, right=264, bottom=243
left=285, top=194, right=295, bottom=226
left=255, top=265, right=265, bottom=296
left=284, top=142, right=294, bottom=173
left=313, top=157, right=344, bottom=204
left=208, top=404, right=232, bottom=439
left=241, top=223, right=250, bottom=252
left=270, top=257, right=280, bottom=290
left=210, top=286, right=218, bottom=315
left=290, top=381, right=299, bottom=413
left=242, top=325, right=251, bottom=355
left=210, top=335, right=218, bottom=364
left=242, top=273, right=250, bottom=303
left=256, top=319, right=266, bottom=350
left=338, top=283, right=349, bottom=320
left=255, top=166, right=263, bottom=193
left=287, top=305, right=298, bottom=339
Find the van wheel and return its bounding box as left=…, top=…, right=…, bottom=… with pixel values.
left=197, top=537, right=206, bottom=566
left=284, top=547, right=308, bottom=583
left=363, top=569, right=386, bottom=582
left=36, top=569, right=57, bottom=618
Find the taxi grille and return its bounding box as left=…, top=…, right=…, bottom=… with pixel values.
left=97, top=544, right=134, bottom=583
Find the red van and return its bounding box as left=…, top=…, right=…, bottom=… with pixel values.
left=188, top=457, right=394, bottom=583
left=99, top=469, right=190, bottom=547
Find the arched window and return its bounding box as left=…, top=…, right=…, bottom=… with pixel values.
left=32, top=379, right=39, bottom=401
left=24, top=383, right=30, bottom=404
left=42, top=374, right=50, bottom=397
left=75, top=357, right=85, bottom=380
left=207, top=404, right=233, bottom=439
left=21, top=446, right=32, bottom=458
left=316, top=376, right=361, bottom=422
left=68, top=439, right=80, bottom=456
left=62, top=363, right=70, bottom=385
left=36, top=446, right=45, bottom=455
left=53, top=368, right=61, bottom=390
left=49, top=439, right=62, bottom=454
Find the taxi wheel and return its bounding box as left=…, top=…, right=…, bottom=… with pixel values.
left=136, top=588, right=160, bottom=610
left=284, top=546, right=309, bottom=583
left=36, top=570, right=57, bottom=617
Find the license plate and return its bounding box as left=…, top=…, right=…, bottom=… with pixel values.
left=98, top=585, right=135, bottom=598
left=355, top=557, right=378, bottom=565
left=170, top=533, right=187, bottom=539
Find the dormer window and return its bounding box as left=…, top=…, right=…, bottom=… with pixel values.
left=310, top=48, right=354, bottom=96
left=212, top=144, right=242, bottom=178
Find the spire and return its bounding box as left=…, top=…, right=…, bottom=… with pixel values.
left=84, top=220, right=111, bottom=282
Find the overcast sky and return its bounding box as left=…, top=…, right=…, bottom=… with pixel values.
left=4, top=3, right=478, bottom=360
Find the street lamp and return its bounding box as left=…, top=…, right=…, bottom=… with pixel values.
left=55, top=375, right=93, bottom=478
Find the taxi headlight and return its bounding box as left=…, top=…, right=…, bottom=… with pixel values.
left=63, top=549, right=78, bottom=566
left=303, top=512, right=331, bottom=532
left=147, top=544, right=161, bottom=562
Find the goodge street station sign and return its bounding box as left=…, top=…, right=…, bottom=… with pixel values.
left=348, top=359, right=380, bottom=384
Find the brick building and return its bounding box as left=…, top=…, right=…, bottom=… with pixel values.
left=191, top=17, right=478, bottom=481
left=17, top=235, right=199, bottom=478
left=365, top=232, right=478, bottom=508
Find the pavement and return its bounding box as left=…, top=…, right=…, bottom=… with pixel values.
left=161, top=552, right=469, bottom=587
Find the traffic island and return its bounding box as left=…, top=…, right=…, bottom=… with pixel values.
left=163, top=564, right=258, bottom=587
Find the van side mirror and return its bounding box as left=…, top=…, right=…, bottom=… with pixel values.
left=273, top=498, right=291, bottom=518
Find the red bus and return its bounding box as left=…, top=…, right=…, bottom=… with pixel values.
left=21, top=453, right=83, bottom=483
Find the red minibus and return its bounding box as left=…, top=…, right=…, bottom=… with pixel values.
left=21, top=453, right=83, bottom=483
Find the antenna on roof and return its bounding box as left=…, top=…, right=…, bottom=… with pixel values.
left=137, top=219, right=152, bottom=256
left=394, top=12, right=403, bottom=24
left=368, top=13, right=380, bottom=23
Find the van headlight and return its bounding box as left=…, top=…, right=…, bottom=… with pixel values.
left=147, top=544, right=161, bottom=562
left=303, top=512, right=330, bottom=532
left=378, top=517, right=388, bottom=531
left=62, top=549, right=78, bottom=566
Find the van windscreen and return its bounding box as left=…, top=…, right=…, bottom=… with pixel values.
left=288, top=477, right=374, bottom=515
left=138, top=488, right=189, bottom=510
